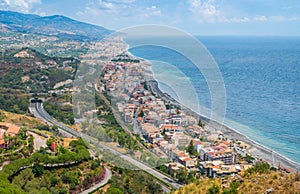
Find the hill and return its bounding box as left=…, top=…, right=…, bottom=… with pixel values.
left=0, top=47, right=79, bottom=92
left=172, top=163, right=300, bottom=194
left=0, top=10, right=112, bottom=41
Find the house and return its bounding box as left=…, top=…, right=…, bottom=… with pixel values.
left=169, top=149, right=189, bottom=162
left=166, top=162, right=185, bottom=176
left=187, top=126, right=205, bottom=138
left=141, top=123, right=159, bottom=138
left=0, top=122, right=21, bottom=148
left=148, top=133, right=164, bottom=144
left=194, top=139, right=205, bottom=153
left=167, top=114, right=184, bottom=125
left=179, top=157, right=197, bottom=168
left=50, top=141, right=56, bottom=152
left=199, top=160, right=240, bottom=178
left=199, top=160, right=224, bottom=178
left=159, top=124, right=183, bottom=133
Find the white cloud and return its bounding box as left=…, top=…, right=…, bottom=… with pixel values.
left=77, top=0, right=161, bottom=20
left=253, top=15, right=267, bottom=22
left=224, top=17, right=250, bottom=23
left=188, top=0, right=223, bottom=23
left=0, top=0, right=41, bottom=13
left=143, top=5, right=162, bottom=17
left=188, top=0, right=300, bottom=24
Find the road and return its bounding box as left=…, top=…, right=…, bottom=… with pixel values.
left=29, top=102, right=183, bottom=192
left=79, top=166, right=112, bottom=194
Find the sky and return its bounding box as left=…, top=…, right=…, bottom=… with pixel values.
left=0, top=0, right=300, bottom=35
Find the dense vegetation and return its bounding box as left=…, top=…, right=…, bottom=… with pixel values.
left=0, top=88, right=29, bottom=114
left=0, top=129, right=33, bottom=164
left=0, top=139, right=94, bottom=194
left=0, top=48, right=78, bottom=92
left=43, top=93, right=75, bottom=125
left=85, top=95, right=141, bottom=151
left=97, top=166, right=163, bottom=194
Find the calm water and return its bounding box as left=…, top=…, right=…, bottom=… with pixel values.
left=129, top=36, right=300, bottom=164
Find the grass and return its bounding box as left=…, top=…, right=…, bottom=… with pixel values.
left=1, top=110, right=44, bottom=127
left=172, top=170, right=300, bottom=194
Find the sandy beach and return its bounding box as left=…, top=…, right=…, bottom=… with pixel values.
left=147, top=79, right=300, bottom=172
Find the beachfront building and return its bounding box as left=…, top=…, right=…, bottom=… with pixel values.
left=199, top=146, right=237, bottom=165
left=199, top=160, right=239, bottom=178
left=187, top=125, right=206, bottom=138
left=199, top=160, right=253, bottom=178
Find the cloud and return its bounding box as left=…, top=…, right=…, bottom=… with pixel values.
left=77, top=0, right=161, bottom=20
left=143, top=6, right=162, bottom=17
left=0, top=0, right=41, bottom=13
left=188, top=0, right=223, bottom=23
left=188, top=0, right=300, bottom=24
left=253, top=15, right=267, bottom=22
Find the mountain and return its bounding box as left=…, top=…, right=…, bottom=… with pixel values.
left=0, top=10, right=112, bottom=41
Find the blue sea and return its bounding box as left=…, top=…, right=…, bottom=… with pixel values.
left=128, top=36, right=300, bottom=164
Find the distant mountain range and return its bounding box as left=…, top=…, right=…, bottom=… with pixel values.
left=0, top=10, right=112, bottom=41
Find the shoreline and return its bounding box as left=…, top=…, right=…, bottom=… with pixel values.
left=147, top=79, right=300, bottom=172
left=125, top=42, right=300, bottom=172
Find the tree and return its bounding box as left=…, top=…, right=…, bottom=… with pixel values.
left=32, top=164, right=44, bottom=177
left=186, top=140, right=197, bottom=156
left=24, top=178, right=40, bottom=193
left=107, top=187, right=123, bottom=194
left=207, top=184, right=220, bottom=194
left=146, top=181, right=162, bottom=194
left=198, top=119, right=205, bottom=127
left=12, top=168, right=34, bottom=189
left=176, top=167, right=188, bottom=183
left=138, top=110, right=144, bottom=117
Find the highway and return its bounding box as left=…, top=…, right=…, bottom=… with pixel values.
left=29, top=102, right=183, bottom=192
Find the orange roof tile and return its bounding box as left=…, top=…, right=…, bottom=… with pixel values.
left=0, top=122, right=20, bottom=136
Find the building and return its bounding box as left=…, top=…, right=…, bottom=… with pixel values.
left=169, top=149, right=189, bottom=162
left=199, top=160, right=245, bottom=178
left=148, top=133, right=164, bottom=144
left=141, top=123, right=160, bottom=140
left=179, top=157, right=197, bottom=169
left=166, top=162, right=185, bottom=176
left=199, top=147, right=237, bottom=165
left=171, top=134, right=191, bottom=147
left=0, top=122, right=21, bottom=148
left=160, top=124, right=183, bottom=133
left=50, top=141, right=56, bottom=152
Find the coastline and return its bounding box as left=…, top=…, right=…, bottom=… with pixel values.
left=125, top=43, right=300, bottom=172
left=147, top=77, right=300, bottom=172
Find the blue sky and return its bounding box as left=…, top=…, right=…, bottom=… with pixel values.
left=1, top=0, right=300, bottom=35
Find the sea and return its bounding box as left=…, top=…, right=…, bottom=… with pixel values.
left=128, top=36, right=300, bottom=165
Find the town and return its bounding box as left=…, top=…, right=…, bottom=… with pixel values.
left=96, top=38, right=255, bottom=181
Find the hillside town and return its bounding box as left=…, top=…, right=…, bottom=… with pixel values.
left=99, top=49, right=254, bottom=179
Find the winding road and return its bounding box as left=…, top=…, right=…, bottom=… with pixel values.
left=29, top=102, right=183, bottom=193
